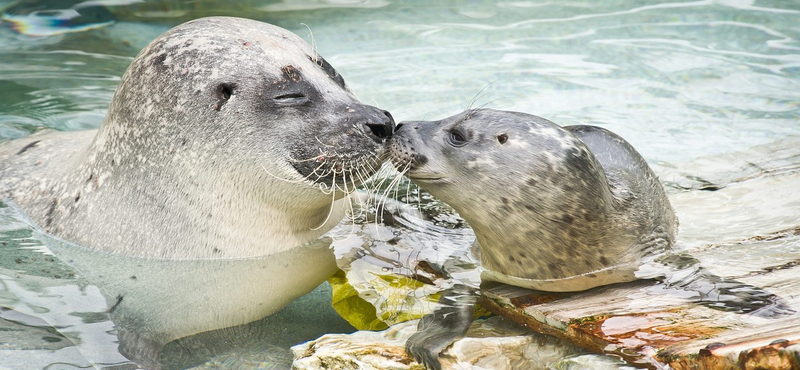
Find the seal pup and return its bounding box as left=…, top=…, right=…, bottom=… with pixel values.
left=389, top=108, right=793, bottom=370
left=0, top=16, right=393, bottom=366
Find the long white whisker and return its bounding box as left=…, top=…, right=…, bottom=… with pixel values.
left=260, top=164, right=304, bottom=184
left=302, top=23, right=319, bottom=63
left=466, top=81, right=496, bottom=111
left=310, top=170, right=338, bottom=231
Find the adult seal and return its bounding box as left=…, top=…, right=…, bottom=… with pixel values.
left=0, top=16, right=393, bottom=365
left=390, top=109, right=792, bottom=370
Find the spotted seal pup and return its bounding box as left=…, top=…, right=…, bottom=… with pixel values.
left=389, top=108, right=793, bottom=370
left=0, top=16, right=393, bottom=365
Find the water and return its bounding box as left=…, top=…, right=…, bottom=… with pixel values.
left=1, top=0, right=799, bottom=369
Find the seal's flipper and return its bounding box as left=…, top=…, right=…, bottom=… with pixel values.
left=405, top=284, right=477, bottom=370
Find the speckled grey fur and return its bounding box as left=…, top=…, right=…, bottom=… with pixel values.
left=391, top=109, right=677, bottom=291
left=392, top=109, right=797, bottom=370
left=0, top=16, right=394, bottom=259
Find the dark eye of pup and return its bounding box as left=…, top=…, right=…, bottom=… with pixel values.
left=448, top=129, right=469, bottom=147
left=497, top=133, right=508, bottom=144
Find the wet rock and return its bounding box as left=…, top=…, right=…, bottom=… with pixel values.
left=291, top=316, right=583, bottom=370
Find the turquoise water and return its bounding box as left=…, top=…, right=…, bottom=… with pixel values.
left=1, top=0, right=799, bottom=369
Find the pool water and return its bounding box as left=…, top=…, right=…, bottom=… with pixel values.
left=1, top=0, right=799, bottom=369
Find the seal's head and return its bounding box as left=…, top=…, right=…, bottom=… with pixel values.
left=96, top=16, right=394, bottom=196
left=390, top=108, right=611, bottom=235
left=390, top=108, right=671, bottom=291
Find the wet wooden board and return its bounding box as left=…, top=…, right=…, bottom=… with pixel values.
left=480, top=169, right=800, bottom=369
left=481, top=272, right=800, bottom=369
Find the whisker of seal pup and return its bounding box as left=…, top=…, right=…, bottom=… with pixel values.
left=465, top=99, right=502, bottom=121
left=465, top=81, right=496, bottom=111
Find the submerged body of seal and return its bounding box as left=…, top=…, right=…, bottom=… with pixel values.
left=0, top=16, right=393, bottom=365
left=389, top=109, right=793, bottom=370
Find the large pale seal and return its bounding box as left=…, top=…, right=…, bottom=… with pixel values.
left=389, top=109, right=792, bottom=370
left=1, top=16, right=394, bottom=258
left=0, top=16, right=393, bottom=365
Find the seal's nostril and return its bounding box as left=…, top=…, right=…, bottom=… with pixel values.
left=395, top=123, right=405, bottom=132
left=360, top=107, right=394, bottom=142
left=365, top=122, right=390, bottom=139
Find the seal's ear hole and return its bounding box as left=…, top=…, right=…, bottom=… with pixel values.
left=497, top=133, right=508, bottom=144
left=219, top=84, right=235, bottom=100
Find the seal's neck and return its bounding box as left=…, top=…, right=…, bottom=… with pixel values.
left=47, top=132, right=347, bottom=259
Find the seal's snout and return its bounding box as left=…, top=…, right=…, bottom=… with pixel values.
left=388, top=120, right=429, bottom=171
left=362, top=108, right=395, bottom=143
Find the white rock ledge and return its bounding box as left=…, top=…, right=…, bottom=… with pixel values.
left=291, top=316, right=586, bottom=370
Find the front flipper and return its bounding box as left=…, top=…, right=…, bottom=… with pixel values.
left=405, top=283, right=478, bottom=370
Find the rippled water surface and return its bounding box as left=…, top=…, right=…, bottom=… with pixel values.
left=1, top=0, right=799, bottom=369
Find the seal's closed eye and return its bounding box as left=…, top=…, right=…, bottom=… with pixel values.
left=273, top=92, right=310, bottom=106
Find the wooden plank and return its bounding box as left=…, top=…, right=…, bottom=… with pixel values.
left=481, top=271, right=800, bottom=369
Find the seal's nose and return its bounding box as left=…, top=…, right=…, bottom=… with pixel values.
left=363, top=109, right=395, bottom=142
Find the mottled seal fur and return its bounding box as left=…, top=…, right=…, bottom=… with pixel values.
left=0, top=17, right=394, bottom=259
left=0, top=16, right=394, bottom=366
left=390, top=109, right=792, bottom=370
left=392, top=109, right=677, bottom=291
